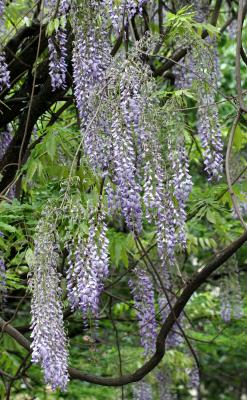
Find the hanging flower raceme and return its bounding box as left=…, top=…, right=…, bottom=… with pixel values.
left=72, top=4, right=110, bottom=125
left=197, top=92, right=223, bottom=180
left=158, top=293, right=184, bottom=349
left=0, top=251, right=6, bottom=307
left=173, top=32, right=223, bottom=180
left=29, top=213, right=69, bottom=391
left=129, top=268, right=157, bottom=355
left=105, top=0, right=148, bottom=32
left=48, top=28, right=68, bottom=91
left=47, top=0, right=70, bottom=91
left=156, top=371, right=175, bottom=400
left=0, top=128, right=12, bottom=160
left=133, top=381, right=152, bottom=400
left=66, top=210, right=109, bottom=320
left=169, top=140, right=192, bottom=248
left=0, top=52, right=10, bottom=92
left=219, top=255, right=244, bottom=322
left=0, top=0, right=5, bottom=18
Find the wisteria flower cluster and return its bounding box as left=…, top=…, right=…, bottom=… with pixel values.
left=0, top=253, right=6, bottom=307
left=29, top=211, right=69, bottom=391
left=47, top=0, right=70, bottom=90
left=0, top=52, right=10, bottom=92
left=173, top=34, right=223, bottom=180
left=66, top=209, right=109, bottom=319
left=129, top=268, right=157, bottom=355
left=220, top=255, right=244, bottom=322
left=104, top=0, right=147, bottom=32
left=0, top=128, right=12, bottom=160
left=133, top=380, right=153, bottom=400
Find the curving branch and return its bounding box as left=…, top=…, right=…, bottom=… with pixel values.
left=1, top=230, right=247, bottom=386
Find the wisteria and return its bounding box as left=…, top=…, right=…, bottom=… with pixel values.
left=0, top=252, right=6, bottom=307
left=189, top=367, right=200, bottom=390
left=156, top=371, right=175, bottom=400
left=48, top=29, right=68, bottom=91
left=105, top=0, right=148, bottom=32
left=219, top=255, right=244, bottom=322
left=66, top=210, right=109, bottom=320
left=133, top=381, right=152, bottom=400
left=0, top=0, right=5, bottom=18
left=0, top=52, right=10, bottom=92
left=71, top=4, right=110, bottom=125
left=0, top=128, right=12, bottom=160
left=29, top=212, right=69, bottom=391
left=47, top=0, right=70, bottom=90
left=173, top=34, right=223, bottom=180
left=129, top=268, right=157, bottom=355
left=158, top=294, right=184, bottom=349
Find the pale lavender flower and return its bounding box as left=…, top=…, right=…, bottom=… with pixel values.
left=48, top=28, right=68, bottom=91
left=158, top=294, right=183, bottom=348
left=29, top=216, right=69, bottom=391
left=0, top=129, right=12, bottom=160
left=66, top=212, right=109, bottom=320
left=0, top=52, right=10, bottom=92
left=0, top=0, right=5, bottom=17
left=133, top=381, right=152, bottom=400
left=0, top=256, right=6, bottom=302
left=189, top=367, right=200, bottom=389
left=129, top=268, right=157, bottom=355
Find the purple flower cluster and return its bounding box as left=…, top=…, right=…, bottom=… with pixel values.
left=0, top=129, right=12, bottom=160
left=0, top=52, right=10, bottom=92
left=220, top=256, right=244, bottom=322
left=110, top=112, right=143, bottom=233
left=0, top=255, right=6, bottom=305
left=189, top=367, right=200, bottom=389
left=47, top=0, right=70, bottom=91
left=72, top=16, right=110, bottom=125
left=129, top=268, right=157, bottom=355
left=173, top=34, right=223, bottom=180
left=158, top=294, right=184, bottom=349
left=0, top=0, right=5, bottom=18
left=106, top=0, right=148, bottom=31
left=48, top=29, right=68, bottom=91
left=156, top=371, right=175, bottom=400
left=66, top=211, right=109, bottom=319
left=133, top=381, right=152, bottom=400
left=30, top=216, right=69, bottom=391
left=197, top=94, right=223, bottom=180
left=170, top=141, right=192, bottom=248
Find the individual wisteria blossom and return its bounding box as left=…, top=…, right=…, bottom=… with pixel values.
left=0, top=52, right=10, bottom=92
left=129, top=268, right=157, bottom=355
left=219, top=255, right=244, bottom=322
left=29, top=212, right=69, bottom=391
left=133, top=381, right=152, bottom=400
left=66, top=210, right=109, bottom=320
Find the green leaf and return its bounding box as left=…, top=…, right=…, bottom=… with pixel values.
left=206, top=209, right=216, bottom=224
left=0, top=222, right=17, bottom=233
